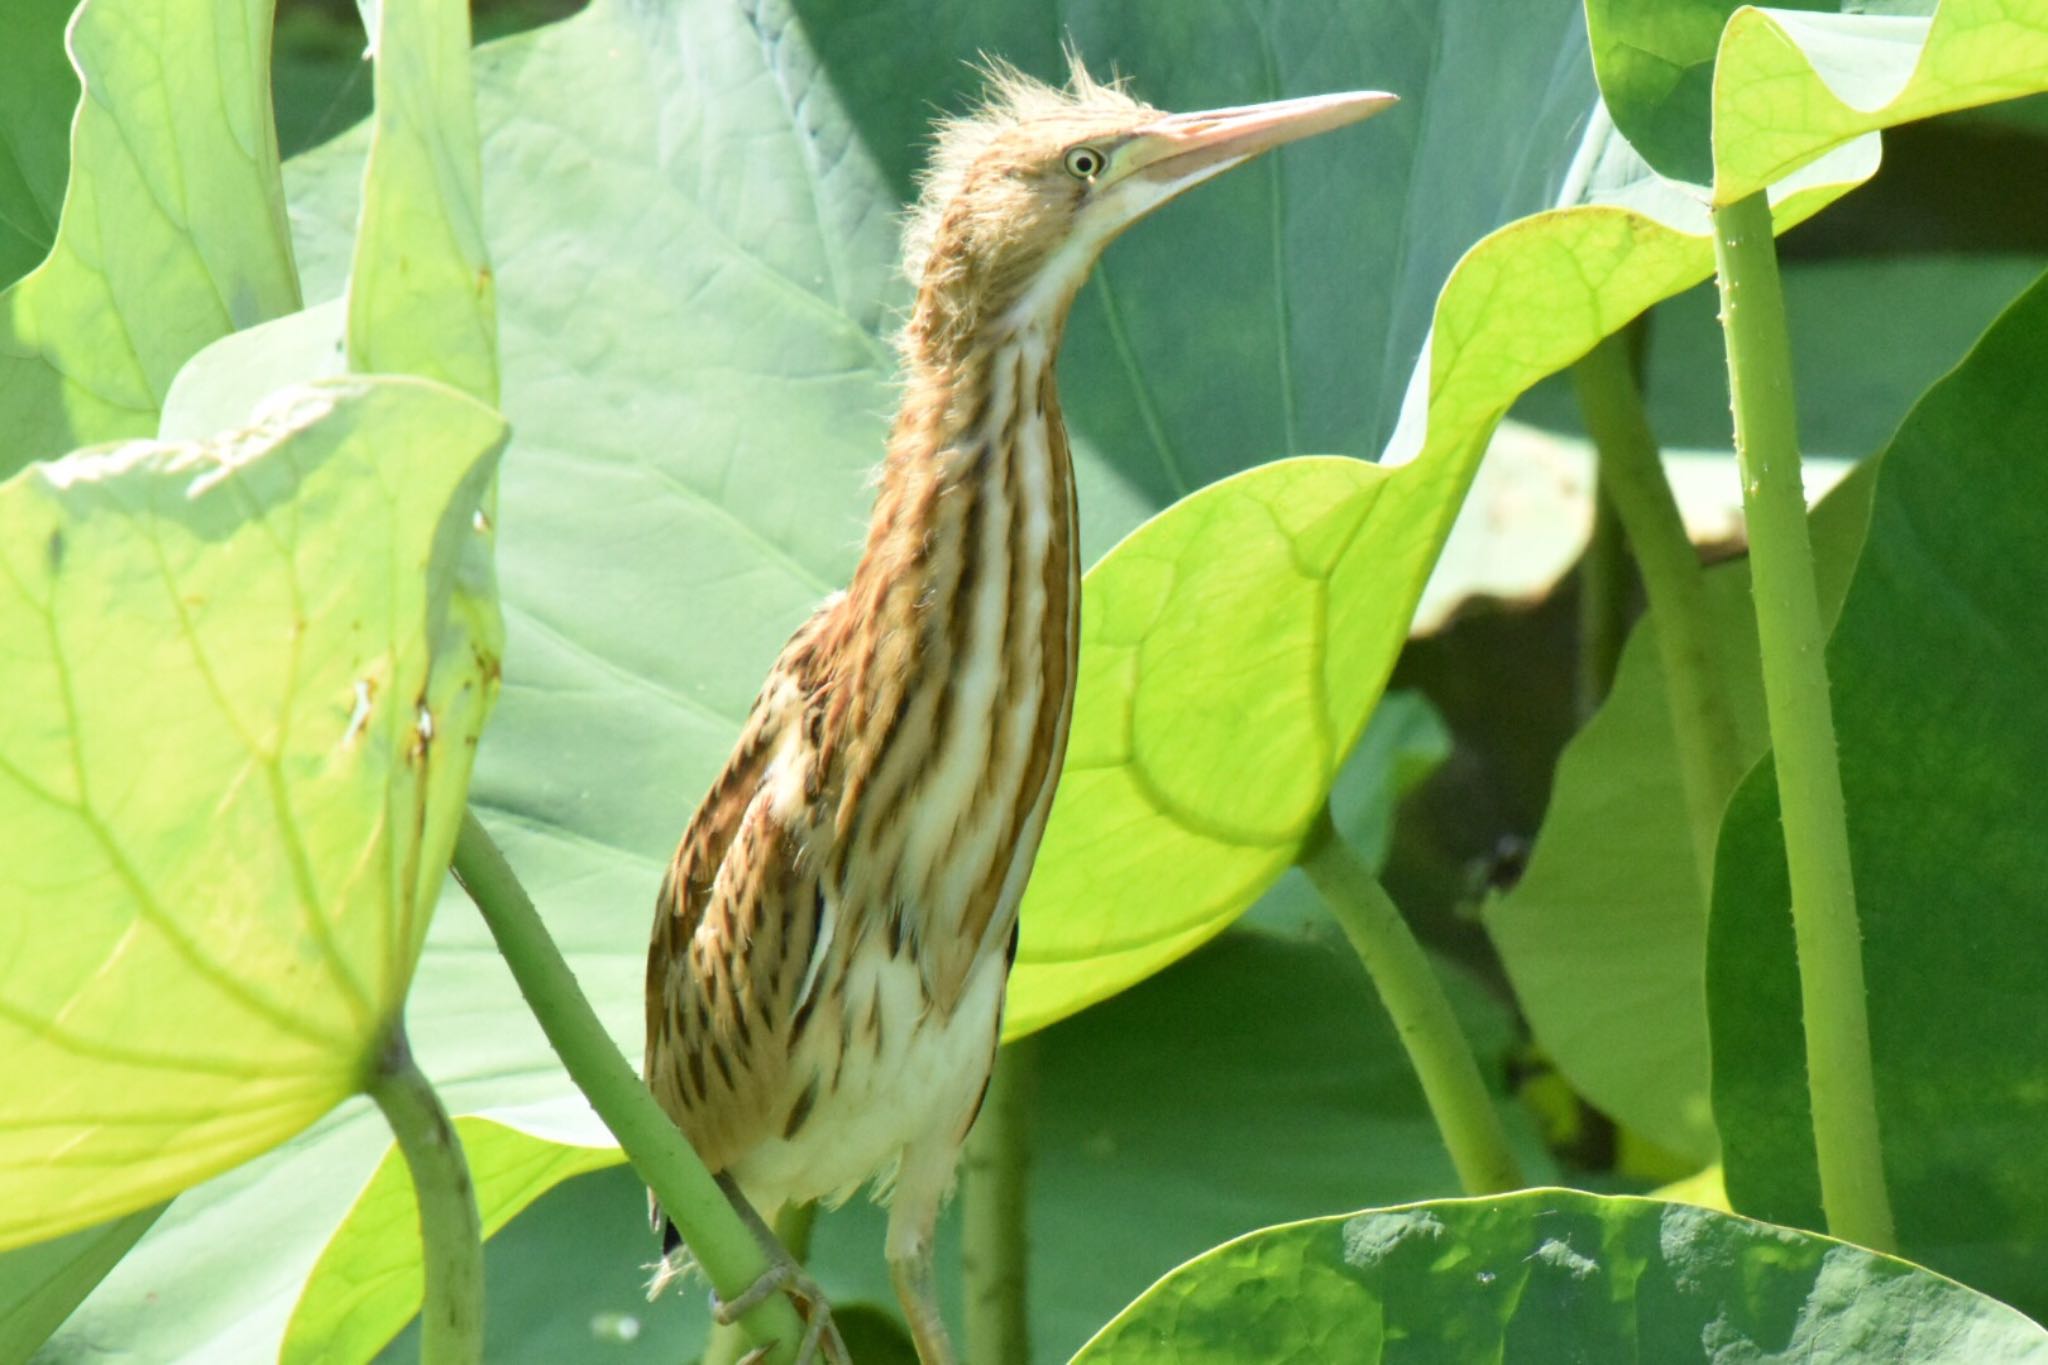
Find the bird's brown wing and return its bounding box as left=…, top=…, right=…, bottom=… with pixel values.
left=643, top=600, right=842, bottom=1182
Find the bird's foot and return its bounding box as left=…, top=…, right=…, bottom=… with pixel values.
left=716, top=1260, right=848, bottom=1365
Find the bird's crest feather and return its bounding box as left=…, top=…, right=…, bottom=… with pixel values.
left=900, top=50, right=1142, bottom=288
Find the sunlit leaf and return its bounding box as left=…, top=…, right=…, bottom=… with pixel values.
left=1073, top=1188, right=2048, bottom=1363
left=1711, top=2, right=2048, bottom=204
left=1710, top=266, right=2048, bottom=1318
left=0, top=0, right=300, bottom=474
left=0, top=376, right=504, bottom=1248
left=1588, top=0, right=2048, bottom=198
left=343, top=0, right=495, bottom=402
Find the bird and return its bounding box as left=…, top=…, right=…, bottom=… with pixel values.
left=643, top=56, right=1396, bottom=1364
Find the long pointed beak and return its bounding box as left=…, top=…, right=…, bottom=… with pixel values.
left=1126, top=89, right=1398, bottom=193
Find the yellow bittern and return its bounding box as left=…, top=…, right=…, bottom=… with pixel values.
left=644, top=59, right=1395, bottom=1363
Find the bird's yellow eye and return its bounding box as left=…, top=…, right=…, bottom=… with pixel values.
left=1062, top=145, right=1106, bottom=180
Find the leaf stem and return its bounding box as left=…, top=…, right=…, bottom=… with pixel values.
left=1572, top=325, right=1746, bottom=892
left=1298, top=808, right=1522, bottom=1195
left=1576, top=483, right=1632, bottom=718
left=450, top=810, right=807, bottom=1361
left=1710, top=190, right=1894, bottom=1252
left=366, top=1027, right=484, bottom=1365
left=962, top=1037, right=1036, bottom=1365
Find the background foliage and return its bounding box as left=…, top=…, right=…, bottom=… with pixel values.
left=2, top=0, right=2046, bottom=1360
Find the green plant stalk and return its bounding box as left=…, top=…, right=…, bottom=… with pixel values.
left=1710, top=190, right=1895, bottom=1253
left=1572, top=327, right=1746, bottom=892
left=962, top=1036, right=1037, bottom=1365
left=450, top=811, right=807, bottom=1361
left=703, top=1204, right=819, bottom=1365
left=366, top=1028, right=484, bottom=1365
left=1298, top=808, right=1522, bottom=1195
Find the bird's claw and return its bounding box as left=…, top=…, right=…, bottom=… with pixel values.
left=714, top=1261, right=849, bottom=1365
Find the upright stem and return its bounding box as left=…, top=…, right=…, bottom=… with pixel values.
left=366, top=1027, right=484, bottom=1365
left=450, top=811, right=807, bottom=1362
left=962, top=1037, right=1037, bottom=1365
left=1572, top=326, right=1746, bottom=893
left=1711, top=191, right=1895, bottom=1253
left=1297, top=808, right=1522, bottom=1196
left=703, top=1205, right=818, bottom=1365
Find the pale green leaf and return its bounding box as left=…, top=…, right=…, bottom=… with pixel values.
left=1582, top=0, right=1844, bottom=186
left=344, top=0, right=495, bottom=403
left=0, top=0, right=301, bottom=474
left=0, top=376, right=504, bottom=1248
left=1008, top=457, right=1401, bottom=1034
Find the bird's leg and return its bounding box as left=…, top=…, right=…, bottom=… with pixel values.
left=709, top=1175, right=848, bottom=1365
left=886, top=1147, right=959, bottom=1365
left=890, top=1244, right=955, bottom=1365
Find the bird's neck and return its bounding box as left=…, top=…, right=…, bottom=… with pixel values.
left=822, top=297, right=1081, bottom=997
left=854, top=291, right=1082, bottom=620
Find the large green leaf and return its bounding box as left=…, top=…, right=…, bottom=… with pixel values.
left=1709, top=267, right=2048, bottom=1316
left=0, top=0, right=77, bottom=292
left=0, top=0, right=301, bottom=475
left=0, top=376, right=504, bottom=1250
left=162, top=0, right=496, bottom=430
left=1072, top=1188, right=2048, bottom=1363
left=1006, top=457, right=1400, bottom=1033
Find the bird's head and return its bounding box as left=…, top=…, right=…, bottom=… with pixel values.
left=903, top=57, right=1396, bottom=352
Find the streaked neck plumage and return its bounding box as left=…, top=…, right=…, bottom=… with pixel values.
left=816, top=254, right=1084, bottom=1006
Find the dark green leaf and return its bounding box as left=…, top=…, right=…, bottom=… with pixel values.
left=0, top=0, right=77, bottom=291
left=1710, top=266, right=2048, bottom=1316
left=1074, top=1188, right=2048, bottom=1363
